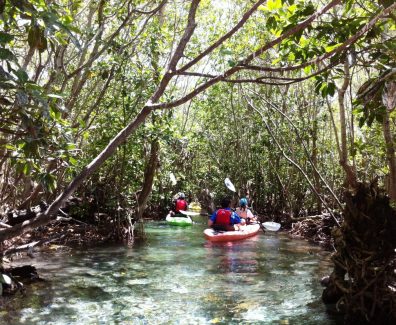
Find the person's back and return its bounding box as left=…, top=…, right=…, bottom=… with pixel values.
left=171, top=193, right=188, bottom=217
left=236, top=198, right=256, bottom=224
left=175, top=198, right=188, bottom=213
left=208, top=197, right=245, bottom=231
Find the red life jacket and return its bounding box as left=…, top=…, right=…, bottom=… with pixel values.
left=215, top=209, right=232, bottom=225
left=175, top=199, right=188, bottom=212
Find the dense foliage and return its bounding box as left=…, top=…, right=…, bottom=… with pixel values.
left=1, top=0, right=395, bottom=322
left=1, top=0, right=394, bottom=220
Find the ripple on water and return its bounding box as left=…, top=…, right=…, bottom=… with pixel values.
left=3, top=223, right=336, bottom=325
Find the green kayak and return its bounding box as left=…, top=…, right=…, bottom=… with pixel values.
left=165, top=213, right=193, bottom=226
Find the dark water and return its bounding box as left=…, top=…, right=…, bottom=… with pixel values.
left=2, top=222, right=339, bottom=324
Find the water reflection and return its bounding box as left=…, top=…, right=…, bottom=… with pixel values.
left=2, top=223, right=339, bottom=324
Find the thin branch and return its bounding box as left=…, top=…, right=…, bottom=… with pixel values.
left=150, top=0, right=201, bottom=102
left=133, top=0, right=168, bottom=15
left=67, top=0, right=140, bottom=79
left=178, top=58, right=339, bottom=85
left=2, top=233, right=66, bottom=257
left=149, top=0, right=342, bottom=110
left=240, top=2, right=396, bottom=73
left=168, top=0, right=200, bottom=72
left=252, top=90, right=343, bottom=209
left=176, top=0, right=266, bottom=74
left=245, top=96, right=341, bottom=227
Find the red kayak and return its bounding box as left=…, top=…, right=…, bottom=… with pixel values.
left=204, top=224, right=261, bottom=242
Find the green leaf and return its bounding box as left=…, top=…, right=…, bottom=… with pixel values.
left=325, top=43, right=340, bottom=53
left=344, top=0, right=354, bottom=13
left=301, top=3, right=315, bottom=16
left=227, top=59, right=237, bottom=67
left=25, top=82, right=43, bottom=91
left=272, top=57, right=281, bottom=65
left=268, top=0, right=283, bottom=11
left=68, top=156, right=77, bottom=166
left=327, top=82, right=336, bottom=97
left=267, top=16, right=277, bottom=30
left=15, top=69, right=29, bottom=83
left=66, top=143, right=76, bottom=150
left=4, top=144, right=16, bottom=150
left=367, top=113, right=375, bottom=127
left=0, top=48, right=16, bottom=61
left=0, top=81, right=16, bottom=89
left=41, top=173, right=57, bottom=193
left=47, top=93, right=64, bottom=99
left=303, top=65, right=312, bottom=74
left=23, top=162, right=30, bottom=175
left=220, top=48, right=233, bottom=56
left=0, top=32, right=14, bottom=44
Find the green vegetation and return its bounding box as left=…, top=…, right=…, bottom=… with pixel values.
left=0, top=0, right=395, bottom=322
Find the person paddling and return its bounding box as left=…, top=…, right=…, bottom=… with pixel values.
left=208, top=197, right=245, bottom=231
left=235, top=197, right=257, bottom=224
left=170, top=192, right=188, bottom=217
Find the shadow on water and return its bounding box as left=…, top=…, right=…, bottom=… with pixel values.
left=1, top=222, right=342, bottom=324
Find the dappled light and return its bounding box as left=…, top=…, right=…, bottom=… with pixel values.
left=1, top=0, right=395, bottom=323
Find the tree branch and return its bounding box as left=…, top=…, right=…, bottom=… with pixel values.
left=245, top=97, right=341, bottom=227
left=149, top=0, right=342, bottom=110
left=150, top=0, right=201, bottom=102
left=240, top=2, right=396, bottom=73
left=176, top=0, right=266, bottom=74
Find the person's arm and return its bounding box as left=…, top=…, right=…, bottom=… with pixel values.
left=247, top=209, right=256, bottom=220
left=208, top=211, right=217, bottom=227
left=184, top=200, right=188, bottom=211
left=231, top=212, right=245, bottom=225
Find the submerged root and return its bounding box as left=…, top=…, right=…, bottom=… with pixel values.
left=289, top=213, right=337, bottom=250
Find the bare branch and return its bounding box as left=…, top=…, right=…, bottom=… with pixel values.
left=178, top=58, right=339, bottom=84
left=251, top=90, right=343, bottom=209
left=244, top=96, right=341, bottom=227
left=150, top=0, right=201, bottom=102
left=133, top=0, right=168, bottom=15
left=67, top=0, right=146, bottom=79
left=168, top=0, right=201, bottom=72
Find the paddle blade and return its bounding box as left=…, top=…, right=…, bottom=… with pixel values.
left=262, top=222, right=281, bottom=231
left=169, top=172, right=177, bottom=185
left=224, top=178, right=236, bottom=192
left=179, top=210, right=200, bottom=216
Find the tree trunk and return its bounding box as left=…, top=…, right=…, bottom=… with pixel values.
left=311, top=123, right=322, bottom=213
left=382, top=81, right=396, bottom=201
left=136, top=140, right=160, bottom=220
left=337, top=61, right=358, bottom=188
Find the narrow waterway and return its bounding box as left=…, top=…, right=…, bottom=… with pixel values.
left=2, top=222, right=339, bottom=324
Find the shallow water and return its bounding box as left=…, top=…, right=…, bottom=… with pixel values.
left=2, top=222, right=339, bottom=324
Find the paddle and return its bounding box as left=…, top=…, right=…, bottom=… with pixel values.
left=261, top=221, right=281, bottom=231
left=179, top=210, right=200, bottom=217
left=224, top=178, right=236, bottom=192
left=223, top=178, right=281, bottom=232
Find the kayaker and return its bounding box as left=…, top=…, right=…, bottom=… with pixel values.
left=235, top=197, right=257, bottom=224
left=170, top=193, right=188, bottom=217
left=208, top=197, right=245, bottom=231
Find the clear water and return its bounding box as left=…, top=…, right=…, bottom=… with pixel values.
left=2, top=222, right=339, bottom=324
